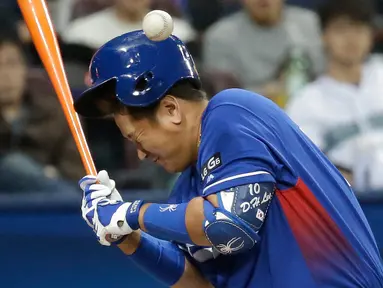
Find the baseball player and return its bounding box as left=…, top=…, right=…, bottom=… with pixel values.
left=75, top=31, right=383, bottom=287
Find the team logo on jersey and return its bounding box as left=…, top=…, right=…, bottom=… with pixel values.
left=206, top=174, right=215, bottom=183
left=201, top=153, right=222, bottom=181
left=159, top=204, right=178, bottom=212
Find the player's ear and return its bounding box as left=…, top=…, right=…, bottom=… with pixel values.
left=156, top=95, right=182, bottom=125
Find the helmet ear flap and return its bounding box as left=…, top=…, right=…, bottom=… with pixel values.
left=115, top=71, right=157, bottom=105
left=134, top=71, right=155, bottom=95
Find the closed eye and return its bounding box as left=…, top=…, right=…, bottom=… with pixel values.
left=125, top=133, right=134, bottom=141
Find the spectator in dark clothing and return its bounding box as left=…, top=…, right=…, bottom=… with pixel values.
left=188, top=0, right=241, bottom=33
left=0, top=27, right=84, bottom=193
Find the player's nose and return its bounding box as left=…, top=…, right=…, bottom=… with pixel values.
left=137, top=149, right=147, bottom=161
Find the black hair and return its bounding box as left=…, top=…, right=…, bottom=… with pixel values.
left=115, top=79, right=206, bottom=121
left=318, top=0, right=375, bottom=31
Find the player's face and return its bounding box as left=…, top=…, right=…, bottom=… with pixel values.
left=242, top=0, right=283, bottom=25
left=323, top=17, right=373, bottom=66
left=0, top=42, right=26, bottom=106
left=114, top=98, right=195, bottom=173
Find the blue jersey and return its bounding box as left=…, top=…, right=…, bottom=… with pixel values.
left=168, top=89, right=383, bottom=288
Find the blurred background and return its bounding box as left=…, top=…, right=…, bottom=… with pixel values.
left=0, top=0, right=382, bottom=287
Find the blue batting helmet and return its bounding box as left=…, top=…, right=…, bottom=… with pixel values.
left=74, top=30, right=200, bottom=117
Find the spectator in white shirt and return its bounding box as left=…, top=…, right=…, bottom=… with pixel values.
left=286, top=0, right=383, bottom=193
left=62, top=0, right=196, bottom=50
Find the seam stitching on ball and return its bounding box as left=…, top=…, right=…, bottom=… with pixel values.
left=155, top=13, right=168, bottom=40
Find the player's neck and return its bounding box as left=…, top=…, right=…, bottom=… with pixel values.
left=327, top=61, right=363, bottom=85
left=190, top=100, right=209, bottom=163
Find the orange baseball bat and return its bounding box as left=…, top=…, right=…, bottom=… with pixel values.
left=18, top=0, right=97, bottom=176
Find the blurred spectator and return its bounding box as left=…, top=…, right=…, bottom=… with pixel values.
left=188, top=0, right=241, bottom=33
left=286, top=0, right=383, bottom=193
left=286, top=0, right=325, bottom=10
left=152, top=0, right=183, bottom=18
left=0, top=27, right=84, bottom=193
left=61, top=0, right=196, bottom=49
left=374, top=2, right=383, bottom=53
left=0, top=6, right=43, bottom=67
left=200, top=70, right=241, bottom=98
left=53, top=0, right=111, bottom=33
left=203, top=0, right=323, bottom=100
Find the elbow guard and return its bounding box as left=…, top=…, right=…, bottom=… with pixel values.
left=203, top=182, right=275, bottom=255
left=203, top=200, right=260, bottom=255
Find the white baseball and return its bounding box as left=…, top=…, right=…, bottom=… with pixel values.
left=142, top=10, right=174, bottom=41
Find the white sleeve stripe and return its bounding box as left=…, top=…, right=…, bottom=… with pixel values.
left=203, top=171, right=270, bottom=194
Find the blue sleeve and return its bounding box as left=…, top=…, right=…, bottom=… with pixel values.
left=128, top=232, right=185, bottom=286
left=199, top=104, right=280, bottom=196
left=167, top=167, right=200, bottom=203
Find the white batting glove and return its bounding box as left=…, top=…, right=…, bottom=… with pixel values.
left=79, top=170, right=124, bottom=228
left=92, top=199, right=135, bottom=246
left=79, top=170, right=138, bottom=246
left=97, top=170, right=123, bottom=202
